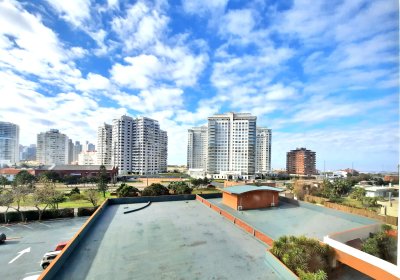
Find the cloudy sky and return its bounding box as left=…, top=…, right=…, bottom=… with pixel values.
left=0, top=0, right=398, bottom=171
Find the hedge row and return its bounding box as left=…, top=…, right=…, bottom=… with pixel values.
left=0, top=208, right=74, bottom=223
left=77, top=207, right=98, bottom=217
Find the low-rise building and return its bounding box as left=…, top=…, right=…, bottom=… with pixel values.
left=364, top=186, right=398, bottom=198
left=222, top=185, right=283, bottom=210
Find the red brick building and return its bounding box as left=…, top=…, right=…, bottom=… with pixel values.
left=286, top=147, right=316, bottom=175
left=222, top=185, right=282, bottom=210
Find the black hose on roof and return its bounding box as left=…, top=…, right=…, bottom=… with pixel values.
left=123, top=201, right=152, bottom=214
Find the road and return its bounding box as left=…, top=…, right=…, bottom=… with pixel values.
left=0, top=217, right=87, bottom=280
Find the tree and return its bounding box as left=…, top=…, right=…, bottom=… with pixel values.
left=362, top=197, right=378, bottom=208
left=116, top=184, right=139, bottom=197
left=64, top=175, right=79, bottom=186
left=293, top=180, right=307, bottom=200
left=0, top=189, right=13, bottom=223
left=271, top=235, right=330, bottom=279
left=38, top=171, right=61, bottom=182
left=349, top=187, right=366, bottom=201
left=142, top=183, right=169, bottom=196
left=11, top=170, right=35, bottom=221
left=0, top=175, right=8, bottom=188
left=168, top=181, right=192, bottom=194
left=84, top=189, right=100, bottom=206
left=69, top=187, right=80, bottom=195
left=97, top=165, right=109, bottom=198
left=361, top=225, right=397, bottom=264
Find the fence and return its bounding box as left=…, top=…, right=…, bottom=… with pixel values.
left=300, top=195, right=398, bottom=226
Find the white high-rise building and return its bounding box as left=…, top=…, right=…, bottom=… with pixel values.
left=256, top=127, right=272, bottom=173
left=188, top=113, right=272, bottom=180
left=97, top=123, right=112, bottom=165
left=0, top=121, right=19, bottom=167
left=73, top=141, right=82, bottom=163
left=159, top=130, right=168, bottom=173
left=78, top=151, right=97, bottom=165
left=112, top=115, right=167, bottom=175
left=187, top=126, right=207, bottom=170
left=207, top=112, right=257, bottom=180
left=36, top=129, right=69, bottom=165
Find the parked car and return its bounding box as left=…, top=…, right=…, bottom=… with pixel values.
left=55, top=241, right=68, bottom=251
left=0, top=233, right=6, bottom=244
left=40, top=251, right=61, bottom=269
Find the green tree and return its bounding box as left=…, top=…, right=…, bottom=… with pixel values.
left=84, top=189, right=100, bottom=206
left=362, top=197, right=378, bottom=207
left=38, top=171, right=61, bottom=182
left=69, top=187, right=80, bottom=195
left=0, top=189, right=13, bottom=223
left=0, top=175, right=9, bottom=188
left=271, top=235, right=330, bottom=278
left=349, top=187, right=366, bottom=201
left=361, top=225, right=397, bottom=264
left=168, top=181, right=192, bottom=194
left=97, top=165, right=109, bottom=198
left=116, top=184, right=139, bottom=197
left=11, top=170, right=36, bottom=221
left=142, top=183, right=169, bottom=196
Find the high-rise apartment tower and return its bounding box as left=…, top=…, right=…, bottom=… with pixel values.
left=0, top=121, right=19, bottom=166
left=286, top=147, right=316, bottom=175
left=97, top=123, right=112, bottom=165
left=36, top=129, right=69, bottom=165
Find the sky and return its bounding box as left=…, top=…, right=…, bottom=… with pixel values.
left=0, top=0, right=398, bottom=172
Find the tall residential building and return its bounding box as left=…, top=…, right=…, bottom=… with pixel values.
left=78, top=151, right=97, bottom=165
left=36, top=129, right=69, bottom=165
left=85, top=141, right=95, bottom=152
left=159, top=130, right=168, bottom=173
left=256, top=127, right=272, bottom=173
left=286, top=147, right=316, bottom=175
left=207, top=112, right=257, bottom=180
left=0, top=121, right=19, bottom=167
left=68, top=139, right=74, bottom=164
left=187, top=126, right=207, bottom=170
left=21, top=144, right=36, bottom=161
left=73, top=141, right=82, bottom=163
left=112, top=115, right=167, bottom=175
left=97, top=123, right=112, bottom=165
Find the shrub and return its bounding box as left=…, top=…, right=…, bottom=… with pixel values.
left=361, top=224, right=397, bottom=264
left=77, top=207, right=98, bottom=216
left=271, top=235, right=330, bottom=278
left=69, top=193, right=86, bottom=201
left=70, top=187, right=80, bottom=195
left=142, top=183, right=169, bottom=196
left=116, top=184, right=139, bottom=197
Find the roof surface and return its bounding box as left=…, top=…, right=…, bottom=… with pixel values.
left=222, top=185, right=283, bottom=194
left=55, top=201, right=281, bottom=279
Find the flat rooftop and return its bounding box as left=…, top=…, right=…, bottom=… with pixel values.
left=55, top=200, right=284, bottom=279
left=207, top=198, right=377, bottom=240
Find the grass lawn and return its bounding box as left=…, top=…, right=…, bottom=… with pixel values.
left=192, top=188, right=221, bottom=194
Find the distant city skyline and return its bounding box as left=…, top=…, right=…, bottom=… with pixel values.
left=0, top=0, right=398, bottom=171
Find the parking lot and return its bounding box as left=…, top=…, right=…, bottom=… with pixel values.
left=0, top=217, right=87, bottom=280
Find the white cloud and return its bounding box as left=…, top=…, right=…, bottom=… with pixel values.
left=109, top=87, right=184, bottom=113
left=76, top=73, right=111, bottom=92
left=0, top=0, right=82, bottom=86
left=0, top=71, right=126, bottom=146
left=111, top=1, right=168, bottom=51
left=44, top=0, right=91, bottom=27
left=111, top=55, right=161, bottom=89
left=219, top=9, right=256, bottom=37
left=182, top=0, right=228, bottom=15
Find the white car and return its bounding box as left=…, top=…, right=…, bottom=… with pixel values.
left=40, top=251, right=61, bottom=269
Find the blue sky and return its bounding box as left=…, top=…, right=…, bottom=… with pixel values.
left=0, top=0, right=398, bottom=171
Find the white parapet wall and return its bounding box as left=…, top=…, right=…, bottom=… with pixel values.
left=328, top=223, right=381, bottom=243
left=324, top=233, right=400, bottom=279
